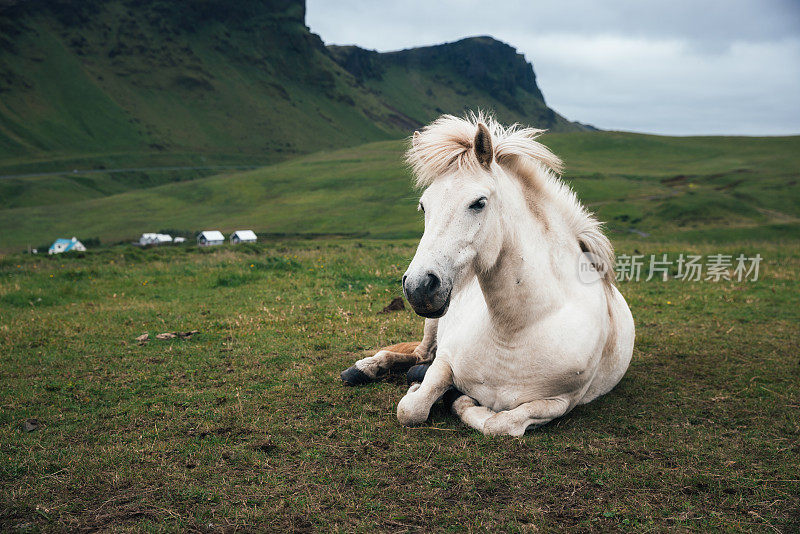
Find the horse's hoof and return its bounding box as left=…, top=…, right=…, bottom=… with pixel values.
left=406, top=364, right=430, bottom=385
left=440, top=387, right=463, bottom=410
left=341, top=365, right=373, bottom=386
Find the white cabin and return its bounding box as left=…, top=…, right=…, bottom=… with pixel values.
left=230, top=230, right=257, bottom=244
left=197, top=230, right=224, bottom=246
left=139, top=233, right=172, bottom=246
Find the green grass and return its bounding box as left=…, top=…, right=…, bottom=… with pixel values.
left=2, top=131, right=799, bottom=253
left=0, top=168, right=230, bottom=209
left=0, top=239, right=798, bottom=531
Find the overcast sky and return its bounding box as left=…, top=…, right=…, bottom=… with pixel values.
left=307, top=0, right=800, bottom=135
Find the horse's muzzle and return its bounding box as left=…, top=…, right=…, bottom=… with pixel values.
left=403, top=272, right=452, bottom=318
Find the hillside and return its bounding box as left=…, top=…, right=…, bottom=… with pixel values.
left=1, top=132, right=798, bottom=252
left=0, top=0, right=582, bottom=176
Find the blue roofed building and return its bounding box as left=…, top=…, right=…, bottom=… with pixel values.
left=48, top=237, right=87, bottom=255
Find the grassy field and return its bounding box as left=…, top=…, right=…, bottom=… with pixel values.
left=3, top=3, right=798, bottom=531
left=2, top=131, right=799, bottom=253
left=1, top=238, right=798, bottom=532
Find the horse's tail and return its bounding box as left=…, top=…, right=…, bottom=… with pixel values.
left=576, top=216, right=616, bottom=287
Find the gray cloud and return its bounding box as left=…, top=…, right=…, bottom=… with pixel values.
left=307, top=0, right=800, bottom=135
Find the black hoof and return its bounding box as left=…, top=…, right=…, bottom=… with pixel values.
left=406, top=364, right=430, bottom=385
left=440, top=387, right=464, bottom=410
left=341, top=365, right=373, bottom=386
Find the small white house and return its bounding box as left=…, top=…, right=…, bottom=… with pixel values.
left=173, top=237, right=186, bottom=244
left=48, top=237, right=86, bottom=255
left=230, top=230, right=257, bottom=244
left=197, top=230, right=224, bottom=246
left=139, top=233, right=172, bottom=246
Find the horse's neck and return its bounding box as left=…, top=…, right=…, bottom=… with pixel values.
left=477, top=185, right=568, bottom=335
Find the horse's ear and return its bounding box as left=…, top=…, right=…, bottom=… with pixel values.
left=412, top=131, right=420, bottom=148
left=474, top=123, right=493, bottom=167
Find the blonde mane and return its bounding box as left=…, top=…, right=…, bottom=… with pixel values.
left=406, top=112, right=616, bottom=285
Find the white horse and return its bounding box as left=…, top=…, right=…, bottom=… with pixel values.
left=342, top=114, right=635, bottom=436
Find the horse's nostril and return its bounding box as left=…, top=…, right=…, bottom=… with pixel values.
left=425, top=273, right=440, bottom=293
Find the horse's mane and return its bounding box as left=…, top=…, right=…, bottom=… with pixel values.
left=406, top=112, right=616, bottom=285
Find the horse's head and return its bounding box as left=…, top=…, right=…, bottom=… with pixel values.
left=403, top=123, right=503, bottom=318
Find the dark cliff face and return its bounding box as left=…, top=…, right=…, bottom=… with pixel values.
left=0, top=0, right=305, bottom=26
left=330, top=36, right=549, bottom=113
left=386, top=37, right=547, bottom=105
left=328, top=45, right=385, bottom=82
left=1, top=0, right=330, bottom=88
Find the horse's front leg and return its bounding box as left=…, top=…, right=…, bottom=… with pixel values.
left=396, top=358, right=452, bottom=426
left=481, top=397, right=571, bottom=437
left=451, top=395, right=497, bottom=431
left=341, top=318, right=438, bottom=385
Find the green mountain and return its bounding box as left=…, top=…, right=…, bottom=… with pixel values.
left=328, top=37, right=582, bottom=133
left=0, top=0, right=584, bottom=174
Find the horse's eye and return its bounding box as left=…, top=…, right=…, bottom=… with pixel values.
left=418, top=202, right=425, bottom=213
left=469, top=197, right=487, bottom=211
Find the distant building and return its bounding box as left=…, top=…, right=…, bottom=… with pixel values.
left=173, top=237, right=186, bottom=244
left=139, top=233, right=172, bottom=246
left=197, top=230, right=224, bottom=246
left=230, top=230, right=257, bottom=244
left=48, top=237, right=86, bottom=255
